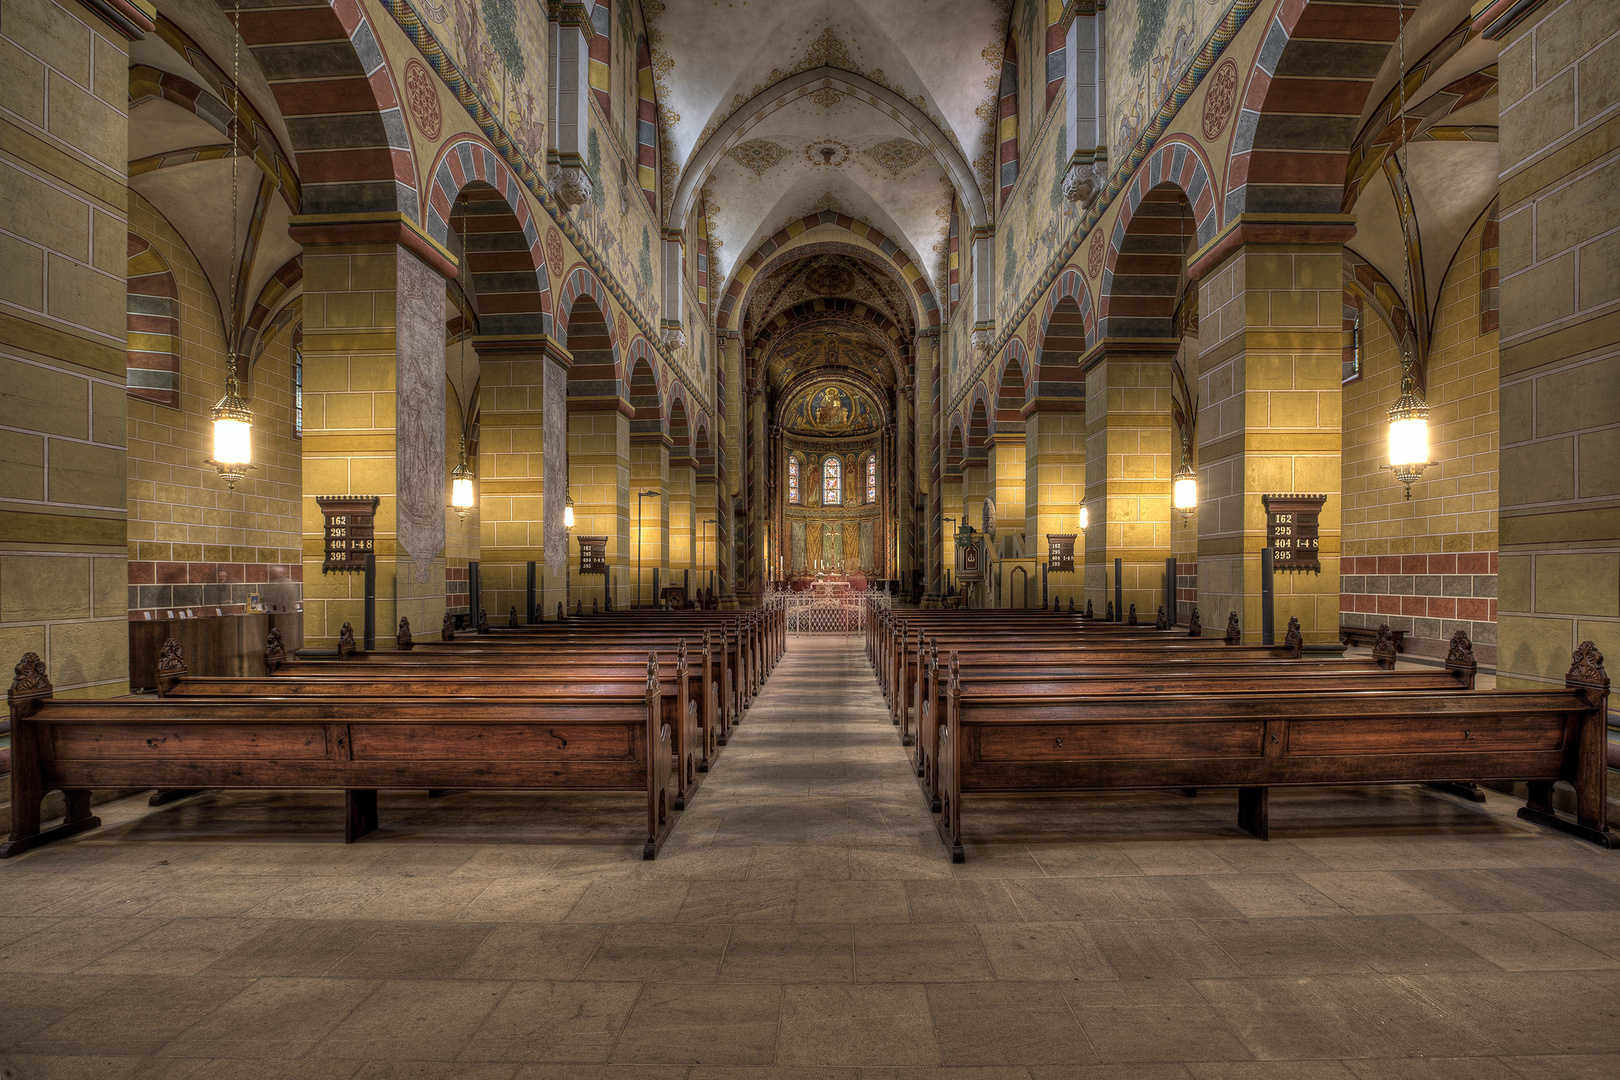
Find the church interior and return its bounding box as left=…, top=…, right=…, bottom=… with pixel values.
left=3, top=0, right=1620, bottom=1072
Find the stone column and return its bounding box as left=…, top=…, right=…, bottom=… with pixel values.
left=569, top=402, right=631, bottom=610
left=939, top=465, right=963, bottom=593
left=669, top=448, right=696, bottom=592
left=1082, top=340, right=1176, bottom=617
left=474, top=337, right=546, bottom=623
left=748, top=385, right=768, bottom=597
left=297, top=223, right=451, bottom=645
left=1025, top=403, right=1087, bottom=608
left=694, top=468, right=719, bottom=599
left=0, top=0, right=142, bottom=696
left=895, top=387, right=913, bottom=585
left=629, top=433, right=669, bottom=608
left=1490, top=0, right=1620, bottom=689
left=719, top=331, right=743, bottom=605
left=1191, top=227, right=1347, bottom=646
left=988, top=431, right=1026, bottom=547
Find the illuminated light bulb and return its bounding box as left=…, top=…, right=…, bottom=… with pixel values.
left=208, top=358, right=254, bottom=490
left=1078, top=505, right=1089, bottom=531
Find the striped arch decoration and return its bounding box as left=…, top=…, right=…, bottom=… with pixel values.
left=1030, top=267, right=1095, bottom=409
left=126, top=234, right=180, bottom=406
left=751, top=302, right=911, bottom=383
left=945, top=415, right=966, bottom=475
left=965, top=384, right=993, bottom=464
left=995, top=339, right=1029, bottom=431
left=636, top=37, right=658, bottom=213
left=425, top=137, right=554, bottom=338
left=997, top=34, right=1019, bottom=208
left=236, top=0, right=418, bottom=219
left=626, top=338, right=664, bottom=436
left=241, top=255, right=303, bottom=380
left=694, top=202, right=710, bottom=316
left=717, top=212, right=941, bottom=330
left=947, top=204, right=961, bottom=319
left=558, top=266, right=624, bottom=403
left=589, top=0, right=612, bottom=119
left=1480, top=199, right=1499, bottom=334
left=667, top=383, right=694, bottom=463
left=1224, top=0, right=1403, bottom=219
left=1100, top=139, right=1217, bottom=341
left=1044, top=0, right=1065, bottom=109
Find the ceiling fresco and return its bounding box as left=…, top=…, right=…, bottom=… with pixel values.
left=748, top=252, right=913, bottom=334
left=780, top=380, right=882, bottom=439
left=768, top=326, right=897, bottom=390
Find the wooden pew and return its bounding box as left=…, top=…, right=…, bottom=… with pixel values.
left=1, top=652, right=677, bottom=859
left=931, top=640, right=1614, bottom=860
left=269, top=630, right=717, bottom=798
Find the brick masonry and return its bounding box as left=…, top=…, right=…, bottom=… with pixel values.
left=1340, top=552, right=1499, bottom=664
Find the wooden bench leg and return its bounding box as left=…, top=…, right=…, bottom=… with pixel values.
left=0, top=788, right=101, bottom=859
left=1237, top=787, right=1269, bottom=840
left=149, top=788, right=204, bottom=806
left=345, top=790, right=379, bottom=843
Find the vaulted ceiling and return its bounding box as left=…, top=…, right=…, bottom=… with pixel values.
left=644, top=0, right=1010, bottom=285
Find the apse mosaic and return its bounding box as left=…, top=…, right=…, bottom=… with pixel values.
left=781, top=382, right=880, bottom=438
left=771, top=328, right=894, bottom=388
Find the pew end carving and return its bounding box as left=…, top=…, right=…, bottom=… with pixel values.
left=2, top=654, right=99, bottom=859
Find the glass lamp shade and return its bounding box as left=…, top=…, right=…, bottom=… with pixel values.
left=208, top=369, right=254, bottom=489
left=1173, top=470, right=1198, bottom=515
left=450, top=472, right=475, bottom=512
left=1078, top=505, right=1089, bottom=531
left=563, top=499, right=575, bottom=529
left=1386, top=371, right=1434, bottom=497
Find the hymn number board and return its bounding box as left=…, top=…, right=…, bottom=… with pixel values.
left=316, top=496, right=378, bottom=573
left=578, top=536, right=608, bottom=575
left=1263, top=494, right=1328, bottom=572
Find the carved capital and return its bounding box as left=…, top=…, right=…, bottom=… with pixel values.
left=1063, top=160, right=1106, bottom=207
left=661, top=325, right=687, bottom=350
left=548, top=163, right=594, bottom=210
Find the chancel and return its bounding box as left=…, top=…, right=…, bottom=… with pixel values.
left=2, top=0, right=1619, bottom=1072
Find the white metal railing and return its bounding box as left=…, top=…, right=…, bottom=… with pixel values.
left=767, top=585, right=890, bottom=635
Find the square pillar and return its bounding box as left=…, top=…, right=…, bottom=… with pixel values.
left=568, top=403, right=631, bottom=610
left=669, top=454, right=696, bottom=576
left=297, top=229, right=451, bottom=645
left=474, top=338, right=547, bottom=623
left=1082, top=341, right=1176, bottom=616
left=630, top=433, right=670, bottom=607
left=1192, top=228, right=1348, bottom=646
left=988, top=431, right=1026, bottom=550
left=1025, top=405, right=1087, bottom=608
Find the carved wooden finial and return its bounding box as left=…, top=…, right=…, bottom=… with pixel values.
left=677, top=637, right=688, bottom=670
left=339, top=621, right=357, bottom=657
left=1068, top=597, right=1075, bottom=614
left=703, top=628, right=712, bottom=659
left=442, top=611, right=456, bottom=641
left=948, top=649, right=961, bottom=695
left=477, top=608, right=490, bottom=635
left=8, top=652, right=52, bottom=717
left=1188, top=606, right=1201, bottom=637
left=265, top=627, right=287, bottom=671
left=397, top=617, right=413, bottom=651
left=1372, top=624, right=1397, bottom=667
left=1567, top=640, right=1610, bottom=693
left=157, top=637, right=186, bottom=678
left=1155, top=606, right=1168, bottom=631
left=1224, top=612, right=1241, bottom=645
left=647, top=651, right=660, bottom=694
left=509, top=606, right=519, bottom=628
left=1106, top=600, right=1115, bottom=622
left=1085, top=598, right=1094, bottom=619
left=1446, top=629, right=1478, bottom=677
left=1285, top=616, right=1303, bottom=655
left=1128, top=604, right=1138, bottom=626
left=592, top=598, right=599, bottom=614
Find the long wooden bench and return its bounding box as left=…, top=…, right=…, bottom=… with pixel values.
left=274, top=629, right=719, bottom=795
left=907, top=622, right=1475, bottom=809
left=931, top=640, right=1614, bottom=860
left=2, top=652, right=677, bottom=859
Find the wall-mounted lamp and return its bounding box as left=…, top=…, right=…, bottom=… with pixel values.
left=1078, top=505, right=1089, bottom=532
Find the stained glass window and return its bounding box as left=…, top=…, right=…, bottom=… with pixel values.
left=788, top=456, right=800, bottom=504
left=865, top=454, right=876, bottom=504
left=823, top=456, right=841, bottom=506
left=294, top=347, right=303, bottom=437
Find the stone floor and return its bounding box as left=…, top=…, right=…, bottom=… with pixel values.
left=2, top=636, right=1619, bottom=1079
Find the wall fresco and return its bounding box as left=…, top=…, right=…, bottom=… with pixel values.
left=403, top=0, right=547, bottom=163
left=1107, top=0, right=1235, bottom=167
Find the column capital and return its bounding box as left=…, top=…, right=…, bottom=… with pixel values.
left=1079, top=336, right=1181, bottom=373
left=1020, top=395, right=1086, bottom=420
left=471, top=333, right=573, bottom=368
left=1059, top=0, right=1098, bottom=31
left=290, top=212, right=460, bottom=280
left=1188, top=214, right=1356, bottom=281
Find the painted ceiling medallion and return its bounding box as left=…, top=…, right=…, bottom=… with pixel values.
left=805, top=263, right=856, bottom=296
left=804, top=139, right=851, bottom=168
left=807, top=87, right=845, bottom=108
left=728, top=138, right=788, bottom=177
left=862, top=138, right=929, bottom=177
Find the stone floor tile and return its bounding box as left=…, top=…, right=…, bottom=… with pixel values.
left=925, top=981, right=1095, bottom=1066
left=678, top=879, right=797, bottom=923
left=778, top=983, right=941, bottom=1067
left=15, top=974, right=250, bottom=1055
left=1343, top=1057, right=1523, bottom=1079
left=1311, top=915, right=1499, bottom=974
left=162, top=976, right=379, bottom=1058
left=455, top=923, right=605, bottom=981
left=719, top=923, right=855, bottom=982
left=1527, top=910, right=1620, bottom=960
left=0, top=917, right=162, bottom=974
left=581, top=923, right=732, bottom=981
left=1201, top=874, right=1350, bottom=918
left=1197, top=917, right=1371, bottom=976
left=1104, top=876, right=1247, bottom=921
left=329, top=922, right=496, bottom=979
left=1073, top=998, right=1252, bottom=1064
left=610, top=981, right=782, bottom=1065
left=1084, top=920, right=1244, bottom=981
left=795, top=879, right=912, bottom=923
left=1498, top=1054, right=1620, bottom=1078
left=77, top=916, right=270, bottom=976
left=1293, top=872, right=1457, bottom=916
left=1190, top=977, right=1400, bottom=1059
left=1420, top=912, right=1619, bottom=970
left=456, top=877, right=591, bottom=922
left=460, top=981, right=641, bottom=1062
left=854, top=924, right=995, bottom=982
left=1397, top=971, right=1620, bottom=1054
left=0, top=971, right=124, bottom=1050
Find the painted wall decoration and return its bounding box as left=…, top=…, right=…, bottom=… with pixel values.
left=1108, top=0, right=1234, bottom=167
left=993, top=92, right=1082, bottom=328
left=782, top=383, right=880, bottom=438
left=404, top=0, right=547, bottom=162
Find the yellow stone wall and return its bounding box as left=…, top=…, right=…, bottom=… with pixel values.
left=630, top=435, right=670, bottom=606
left=0, top=0, right=132, bottom=696
left=1196, top=244, right=1343, bottom=645
left=988, top=433, right=1025, bottom=544
left=476, top=348, right=544, bottom=622
left=669, top=459, right=695, bottom=575
left=1495, top=0, right=1620, bottom=686
left=568, top=407, right=631, bottom=610
left=1341, top=213, right=1500, bottom=660
left=1084, top=352, right=1173, bottom=618
left=124, top=192, right=303, bottom=613
left=1025, top=410, right=1087, bottom=609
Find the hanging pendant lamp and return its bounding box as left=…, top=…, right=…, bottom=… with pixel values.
left=209, top=0, right=254, bottom=490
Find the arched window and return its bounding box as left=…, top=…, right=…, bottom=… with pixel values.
left=294, top=346, right=303, bottom=437
left=865, top=453, right=877, bottom=504
left=788, top=456, right=800, bottom=504
left=823, top=456, right=841, bottom=507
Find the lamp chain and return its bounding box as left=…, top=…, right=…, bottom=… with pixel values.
left=229, top=0, right=240, bottom=385
left=1395, top=0, right=1415, bottom=375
